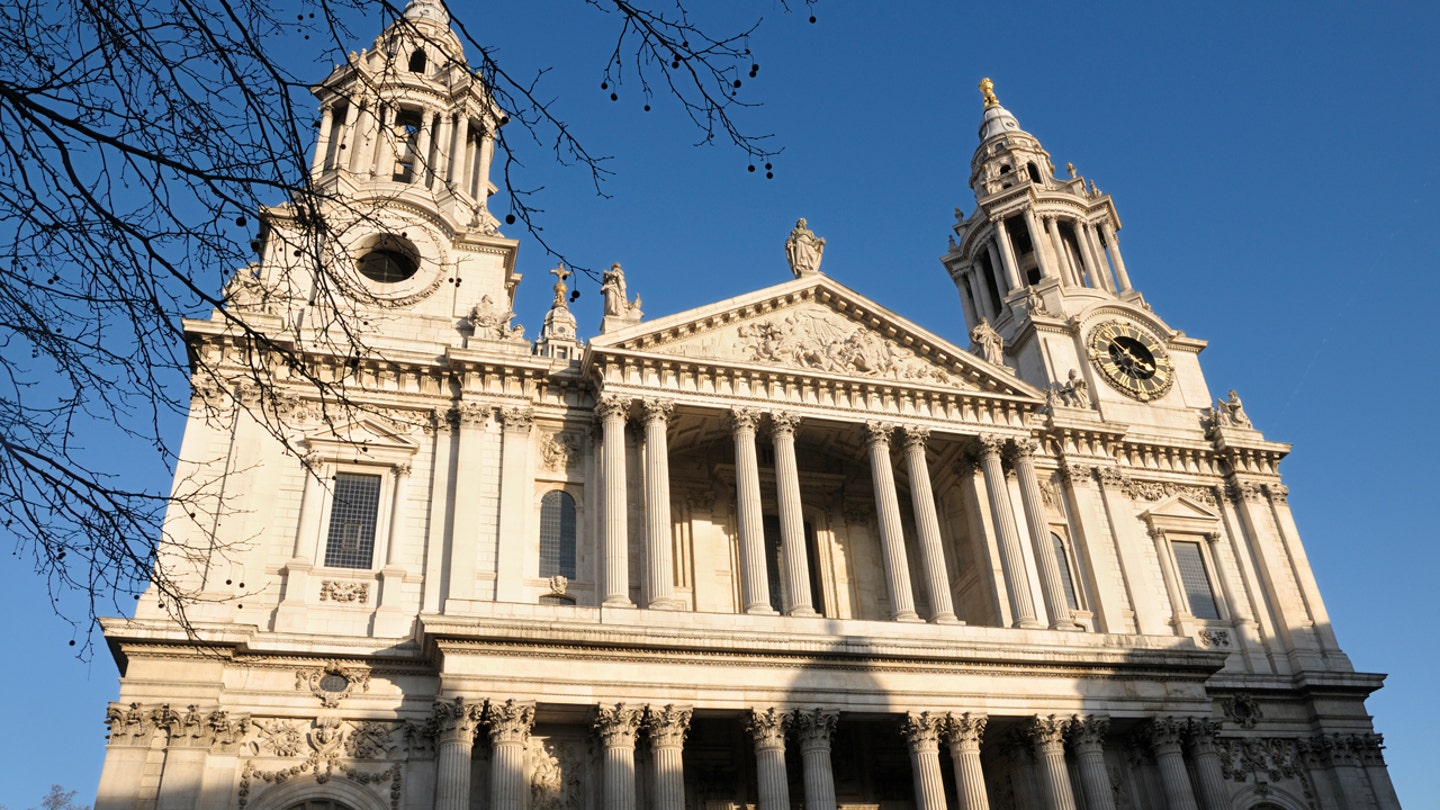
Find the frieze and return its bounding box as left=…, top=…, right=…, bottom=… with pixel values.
left=733, top=308, right=970, bottom=387
left=540, top=432, right=581, bottom=472
left=239, top=717, right=403, bottom=809
left=319, top=580, right=370, bottom=605
left=1217, top=736, right=1306, bottom=784
left=1196, top=628, right=1232, bottom=648
left=296, top=661, right=372, bottom=708
left=1121, top=477, right=1218, bottom=506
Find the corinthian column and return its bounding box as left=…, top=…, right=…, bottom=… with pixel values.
left=1025, top=715, right=1077, bottom=810
left=1185, top=720, right=1230, bottom=810
left=596, top=704, right=643, bottom=810
left=1146, top=718, right=1199, bottom=810
left=646, top=705, right=692, bottom=810
left=904, top=712, right=949, bottom=810
left=1011, top=439, right=1081, bottom=630
left=484, top=700, right=536, bottom=810
left=1067, top=715, right=1115, bottom=810
left=946, top=712, right=990, bottom=810
left=642, top=399, right=681, bottom=609
left=749, top=708, right=791, bottom=810
left=433, top=698, right=486, bottom=810
left=977, top=435, right=1039, bottom=627
left=772, top=413, right=817, bottom=616
left=902, top=427, right=958, bottom=623
left=866, top=422, right=920, bottom=621
left=598, top=395, right=634, bottom=607
left=731, top=408, right=775, bottom=613
left=794, top=709, right=839, bottom=810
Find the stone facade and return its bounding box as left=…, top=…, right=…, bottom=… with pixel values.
left=97, top=6, right=1398, bottom=810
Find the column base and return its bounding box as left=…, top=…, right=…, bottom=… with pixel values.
left=1052, top=621, right=1085, bottom=632
left=893, top=611, right=924, bottom=623
left=746, top=604, right=779, bottom=615
left=647, top=598, right=686, bottom=610
left=931, top=614, right=965, bottom=625
left=603, top=596, right=637, bottom=609
left=787, top=607, right=820, bottom=618
left=1014, top=619, right=1045, bottom=629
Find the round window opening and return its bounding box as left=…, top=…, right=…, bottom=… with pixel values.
left=357, top=247, right=418, bottom=283
left=319, top=673, right=350, bottom=693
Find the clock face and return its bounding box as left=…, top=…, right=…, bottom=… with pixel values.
left=1087, top=321, right=1175, bottom=401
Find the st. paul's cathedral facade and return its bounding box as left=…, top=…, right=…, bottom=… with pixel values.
left=95, top=3, right=1400, bottom=809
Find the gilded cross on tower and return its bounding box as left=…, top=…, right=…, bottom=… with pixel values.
left=549, top=263, right=572, bottom=306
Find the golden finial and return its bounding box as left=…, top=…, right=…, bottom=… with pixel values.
left=979, top=77, right=999, bottom=109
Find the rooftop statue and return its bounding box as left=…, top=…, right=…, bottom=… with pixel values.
left=785, top=218, right=826, bottom=278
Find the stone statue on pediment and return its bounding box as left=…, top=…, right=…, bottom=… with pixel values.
left=970, top=317, right=1004, bottom=366
left=785, top=218, right=825, bottom=278
left=469, top=295, right=524, bottom=341
left=601, top=263, right=642, bottom=319
left=1221, top=389, right=1251, bottom=427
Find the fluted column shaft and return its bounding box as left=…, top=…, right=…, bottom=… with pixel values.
left=449, top=114, right=470, bottom=187
left=1012, top=440, right=1081, bottom=630
left=991, top=220, right=1022, bottom=291
left=1043, top=215, right=1074, bottom=286
left=596, top=704, right=643, bottom=810
left=946, top=713, right=990, bottom=810
left=795, top=709, right=839, bottom=810
left=1024, top=208, right=1054, bottom=280
left=434, top=699, right=484, bottom=810
left=731, top=409, right=774, bottom=613
left=866, top=423, right=919, bottom=621
left=903, top=427, right=957, bottom=623
left=1079, top=223, right=1110, bottom=291
left=773, top=414, right=817, bottom=616
left=977, top=436, right=1039, bottom=627
left=749, top=709, right=791, bottom=810
left=485, top=701, right=535, bottom=810
left=1068, top=715, right=1116, bottom=810
left=1148, top=719, right=1199, bottom=810
left=982, top=243, right=1005, bottom=317
left=599, top=396, right=634, bottom=607
left=1100, top=222, right=1132, bottom=292
left=1185, top=721, right=1230, bottom=810
left=647, top=705, right=692, bottom=810
left=643, top=400, right=680, bottom=609
left=904, top=713, right=949, bottom=810
left=1027, top=716, right=1077, bottom=810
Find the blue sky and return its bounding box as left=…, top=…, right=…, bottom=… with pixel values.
left=2, top=2, right=1436, bottom=805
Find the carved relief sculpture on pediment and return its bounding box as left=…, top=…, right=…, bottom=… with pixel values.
left=541, top=432, right=581, bottom=472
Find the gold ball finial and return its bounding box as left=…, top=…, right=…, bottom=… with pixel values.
left=979, top=77, right=999, bottom=109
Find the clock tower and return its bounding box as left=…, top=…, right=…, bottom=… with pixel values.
left=943, top=79, right=1213, bottom=424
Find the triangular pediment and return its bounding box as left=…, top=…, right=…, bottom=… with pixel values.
left=1141, top=494, right=1221, bottom=537
left=303, top=416, right=419, bottom=464
left=589, top=275, right=1041, bottom=398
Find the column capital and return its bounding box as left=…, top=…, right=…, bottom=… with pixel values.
left=977, top=433, right=1007, bottom=459
left=901, top=424, right=931, bottom=451
left=104, top=702, right=158, bottom=748
left=433, top=696, right=487, bottom=743
left=903, top=711, right=945, bottom=752
left=1066, top=714, right=1110, bottom=751
left=644, top=704, right=692, bottom=748
left=641, top=398, right=675, bottom=424
left=483, top=699, right=536, bottom=745
left=1061, top=463, right=1096, bottom=485
left=391, top=462, right=413, bottom=480
left=792, top=708, right=838, bottom=749
left=499, top=405, right=533, bottom=432
left=1008, top=437, right=1040, bottom=460
left=595, top=703, right=644, bottom=748
left=729, top=406, right=761, bottom=433
left=944, top=712, right=988, bottom=748
left=748, top=707, right=790, bottom=751
left=770, top=411, right=802, bottom=436
left=1185, top=718, right=1223, bottom=754
left=455, top=401, right=491, bottom=426
left=1025, top=714, right=1071, bottom=750
left=596, top=394, right=631, bottom=421
left=864, top=421, right=895, bottom=448
left=1145, top=716, right=1188, bottom=751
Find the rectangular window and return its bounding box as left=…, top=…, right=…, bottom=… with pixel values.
left=324, top=472, right=382, bottom=569
left=1173, top=540, right=1220, bottom=620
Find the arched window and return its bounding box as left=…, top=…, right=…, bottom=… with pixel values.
left=408, top=48, right=427, bottom=73
left=1050, top=532, right=1080, bottom=611
left=1027, top=162, right=1042, bottom=183
left=539, top=491, right=577, bottom=579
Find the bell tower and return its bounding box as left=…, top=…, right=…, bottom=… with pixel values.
left=236, top=0, right=522, bottom=353
left=943, top=79, right=1214, bottom=421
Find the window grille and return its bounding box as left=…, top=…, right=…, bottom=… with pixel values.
left=323, top=472, right=381, bottom=569
left=539, top=491, right=577, bottom=579
left=1173, top=540, right=1221, bottom=620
